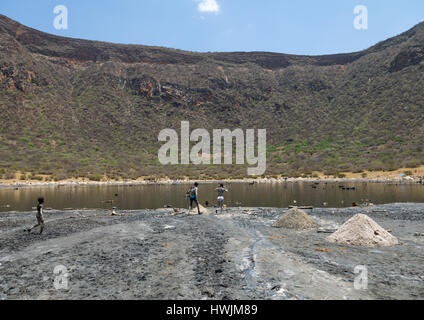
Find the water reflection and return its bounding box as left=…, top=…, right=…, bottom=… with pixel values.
left=0, top=182, right=423, bottom=212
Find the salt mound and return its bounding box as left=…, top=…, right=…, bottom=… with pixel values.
left=326, top=214, right=399, bottom=247
left=272, top=208, right=319, bottom=229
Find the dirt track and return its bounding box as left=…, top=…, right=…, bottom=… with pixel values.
left=0, top=204, right=423, bottom=300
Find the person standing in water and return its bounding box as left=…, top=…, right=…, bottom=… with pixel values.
left=26, top=197, right=45, bottom=234
left=216, top=184, right=228, bottom=214
left=189, top=182, right=201, bottom=215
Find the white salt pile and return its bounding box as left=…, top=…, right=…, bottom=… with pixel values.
left=326, top=214, right=399, bottom=247
left=272, top=207, right=319, bottom=229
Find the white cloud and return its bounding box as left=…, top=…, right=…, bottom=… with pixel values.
left=198, top=0, right=220, bottom=13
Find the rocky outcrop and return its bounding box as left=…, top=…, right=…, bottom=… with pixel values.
left=390, top=46, right=424, bottom=72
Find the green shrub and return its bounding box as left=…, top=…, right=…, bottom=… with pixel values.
left=53, top=173, right=68, bottom=181
left=3, top=172, right=15, bottom=180
left=87, top=174, right=103, bottom=181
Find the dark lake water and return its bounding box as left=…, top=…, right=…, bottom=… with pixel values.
left=1, top=182, right=424, bottom=212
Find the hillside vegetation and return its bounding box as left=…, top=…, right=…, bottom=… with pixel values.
left=0, top=15, right=423, bottom=180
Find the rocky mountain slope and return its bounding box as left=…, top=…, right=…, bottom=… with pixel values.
left=0, top=14, right=423, bottom=180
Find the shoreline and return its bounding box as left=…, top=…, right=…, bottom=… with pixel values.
left=2, top=166, right=423, bottom=189
left=0, top=176, right=423, bottom=189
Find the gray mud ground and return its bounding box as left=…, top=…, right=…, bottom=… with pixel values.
left=0, top=204, right=423, bottom=300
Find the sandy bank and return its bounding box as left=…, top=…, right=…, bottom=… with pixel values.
left=1, top=166, right=424, bottom=188
left=0, top=175, right=423, bottom=189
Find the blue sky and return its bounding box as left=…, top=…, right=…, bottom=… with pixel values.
left=1, top=0, right=423, bottom=55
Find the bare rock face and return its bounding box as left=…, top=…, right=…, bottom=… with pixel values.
left=390, top=46, right=424, bottom=72
left=272, top=208, right=319, bottom=229
left=326, top=214, right=399, bottom=247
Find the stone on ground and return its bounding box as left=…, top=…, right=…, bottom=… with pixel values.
left=189, top=204, right=210, bottom=215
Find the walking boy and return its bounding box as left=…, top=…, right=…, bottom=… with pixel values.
left=26, top=197, right=45, bottom=234
left=216, top=184, right=228, bottom=213
left=189, top=182, right=201, bottom=215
